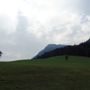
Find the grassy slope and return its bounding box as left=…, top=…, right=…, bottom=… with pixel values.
left=0, top=56, right=90, bottom=90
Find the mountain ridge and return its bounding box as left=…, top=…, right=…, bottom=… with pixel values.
left=35, top=38, right=90, bottom=59
left=34, top=44, right=67, bottom=59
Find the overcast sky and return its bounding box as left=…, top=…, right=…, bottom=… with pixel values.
left=0, top=0, right=90, bottom=61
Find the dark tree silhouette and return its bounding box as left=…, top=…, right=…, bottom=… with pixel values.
left=0, top=51, right=2, bottom=57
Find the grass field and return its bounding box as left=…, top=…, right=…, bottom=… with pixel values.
left=0, top=56, right=90, bottom=90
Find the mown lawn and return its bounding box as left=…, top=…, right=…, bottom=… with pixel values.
left=0, top=56, right=90, bottom=90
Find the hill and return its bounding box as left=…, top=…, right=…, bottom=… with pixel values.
left=35, top=39, right=90, bottom=59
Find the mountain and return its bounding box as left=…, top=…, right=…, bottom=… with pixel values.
left=79, top=38, right=90, bottom=45
left=85, top=39, right=90, bottom=45
left=35, top=38, right=90, bottom=59
left=34, top=44, right=67, bottom=59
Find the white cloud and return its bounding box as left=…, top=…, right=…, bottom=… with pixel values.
left=27, top=11, right=90, bottom=45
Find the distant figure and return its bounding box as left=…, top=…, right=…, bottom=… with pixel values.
left=65, top=55, right=68, bottom=60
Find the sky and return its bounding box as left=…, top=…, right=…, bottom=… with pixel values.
left=0, top=0, right=90, bottom=61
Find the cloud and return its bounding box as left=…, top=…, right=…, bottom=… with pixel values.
left=78, top=0, right=90, bottom=15
left=28, top=11, right=90, bottom=44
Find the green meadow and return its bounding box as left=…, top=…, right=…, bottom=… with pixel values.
left=0, top=56, right=90, bottom=90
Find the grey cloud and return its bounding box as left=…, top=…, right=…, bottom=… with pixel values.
left=56, top=0, right=90, bottom=15
left=77, top=0, right=90, bottom=15
left=40, top=14, right=90, bottom=45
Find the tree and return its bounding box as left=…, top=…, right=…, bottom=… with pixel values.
left=0, top=51, right=2, bottom=57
